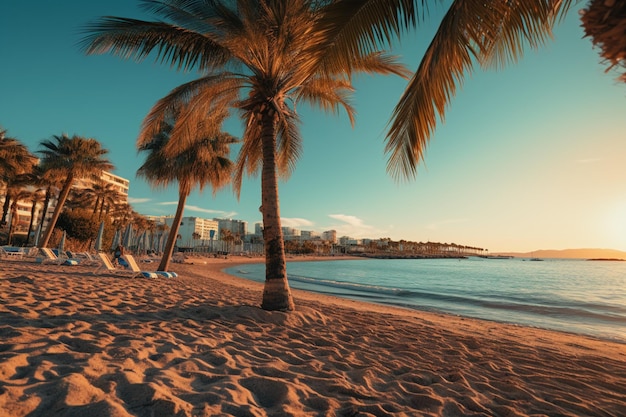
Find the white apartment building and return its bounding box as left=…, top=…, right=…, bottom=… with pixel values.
left=2, top=170, right=129, bottom=239
left=164, top=216, right=219, bottom=247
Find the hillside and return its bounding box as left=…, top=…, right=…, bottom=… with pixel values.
left=493, top=248, right=626, bottom=260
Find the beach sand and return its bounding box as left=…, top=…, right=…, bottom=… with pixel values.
left=0, top=255, right=624, bottom=416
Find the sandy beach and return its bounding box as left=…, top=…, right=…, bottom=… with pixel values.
left=1, top=255, right=625, bottom=416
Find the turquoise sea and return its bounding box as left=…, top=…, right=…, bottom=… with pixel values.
left=226, top=257, right=626, bottom=343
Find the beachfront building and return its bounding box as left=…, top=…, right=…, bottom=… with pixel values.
left=164, top=216, right=219, bottom=248
left=2, top=170, right=130, bottom=243
left=216, top=218, right=247, bottom=238
left=321, top=230, right=337, bottom=244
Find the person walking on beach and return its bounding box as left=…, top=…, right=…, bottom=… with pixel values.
left=113, top=245, right=124, bottom=266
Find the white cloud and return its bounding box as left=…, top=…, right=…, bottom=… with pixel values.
left=281, top=217, right=315, bottom=228
left=128, top=197, right=151, bottom=204
left=325, top=213, right=386, bottom=238
left=328, top=214, right=365, bottom=227
left=151, top=202, right=237, bottom=217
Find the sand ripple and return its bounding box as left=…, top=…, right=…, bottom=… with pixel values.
left=0, top=259, right=625, bottom=416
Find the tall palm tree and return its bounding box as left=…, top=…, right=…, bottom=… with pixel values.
left=37, top=134, right=114, bottom=248
left=82, top=0, right=409, bottom=311
left=137, top=122, right=236, bottom=272
left=581, top=0, right=626, bottom=82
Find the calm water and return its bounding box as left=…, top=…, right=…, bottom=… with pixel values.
left=226, top=257, right=626, bottom=343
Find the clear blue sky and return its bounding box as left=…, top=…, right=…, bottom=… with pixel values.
left=2, top=1, right=625, bottom=253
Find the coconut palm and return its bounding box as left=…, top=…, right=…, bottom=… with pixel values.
left=581, top=0, right=626, bottom=82
left=37, top=134, right=114, bottom=248
left=82, top=0, right=409, bottom=311
left=137, top=121, right=236, bottom=272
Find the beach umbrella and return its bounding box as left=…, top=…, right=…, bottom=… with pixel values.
left=160, top=231, right=169, bottom=252
left=94, top=221, right=105, bottom=252
left=150, top=232, right=158, bottom=252
left=137, top=231, right=147, bottom=253
left=58, top=230, right=66, bottom=253
left=33, top=223, right=42, bottom=247
left=122, top=223, right=133, bottom=248
left=111, top=229, right=120, bottom=250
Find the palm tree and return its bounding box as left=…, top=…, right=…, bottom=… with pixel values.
left=7, top=189, right=33, bottom=245
left=1, top=132, right=37, bottom=226
left=581, top=0, right=626, bottom=82
left=37, top=134, right=114, bottom=248
left=82, top=0, right=408, bottom=311
left=137, top=122, right=236, bottom=272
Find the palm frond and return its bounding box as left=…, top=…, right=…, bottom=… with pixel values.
left=314, top=0, right=423, bottom=74
left=137, top=74, right=242, bottom=150
left=385, top=0, right=573, bottom=181
left=295, top=76, right=356, bottom=125
left=275, top=108, right=303, bottom=179
left=81, top=17, right=231, bottom=72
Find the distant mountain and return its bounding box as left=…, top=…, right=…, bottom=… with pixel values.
left=493, top=248, right=626, bottom=260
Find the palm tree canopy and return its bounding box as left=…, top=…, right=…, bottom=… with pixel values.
left=38, top=134, right=114, bottom=178
left=81, top=0, right=410, bottom=192
left=318, top=0, right=574, bottom=180
left=0, top=130, right=37, bottom=182
left=581, top=0, right=626, bottom=82
left=137, top=121, right=237, bottom=196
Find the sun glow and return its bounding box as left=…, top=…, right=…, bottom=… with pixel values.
left=605, top=201, right=626, bottom=251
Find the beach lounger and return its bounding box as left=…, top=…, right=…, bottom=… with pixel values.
left=121, top=255, right=163, bottom=278
left=93, top=253, right=157, bottom=278
left=0, top=247, right=24, bottom=259
left=38, top=248, right=71, bottom=265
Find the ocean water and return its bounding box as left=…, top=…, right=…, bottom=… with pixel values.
left=226, top=257, right=626, bottom=343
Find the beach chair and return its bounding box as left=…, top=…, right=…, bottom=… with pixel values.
left=72, top=252, right=101, bottom=266
left=93, top=253, right=156, bottom=278
left=39, top=248, right=68, bottom=265
left=0, top=247, right=23, bottom=259
left=121, top=254, right=161, bottom=278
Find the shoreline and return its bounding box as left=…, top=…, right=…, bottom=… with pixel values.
left=217, top=255, right=626, bottom=346
left=1, top=256, right=625, bottom=416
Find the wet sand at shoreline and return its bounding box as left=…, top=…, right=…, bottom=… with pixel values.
left=1, top=255, right=625, bottom=416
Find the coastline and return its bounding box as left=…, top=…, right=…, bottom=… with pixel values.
left=1, top=256, right=625, bottom=416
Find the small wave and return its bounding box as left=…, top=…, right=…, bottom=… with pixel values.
left=288, top=274, right=414, bottom=297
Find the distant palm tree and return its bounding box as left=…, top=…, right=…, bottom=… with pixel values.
left=581, top=0, right=626, bottom=82
left=7, top=188, right=33, bottom=245
left=1, top=131, right=37, bottom=226
left=37, top=134, right=114, bottom=248
left=137, top=122, right=236, bottom=272
left=82, top=0, right=408, bottom=311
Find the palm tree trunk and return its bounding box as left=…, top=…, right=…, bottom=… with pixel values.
left=40, top=186, right=52, bottom=228
left=38, top=175, right=74, bottom=248
left=158, top=188, right=187, bottom=271
left=26, top=200, right=38, bottom=245
left=7, top=202, right=17, bottom=245
left=1, top=194, right=11, bottom=225
left=259, top=110, right=295, bottom=311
